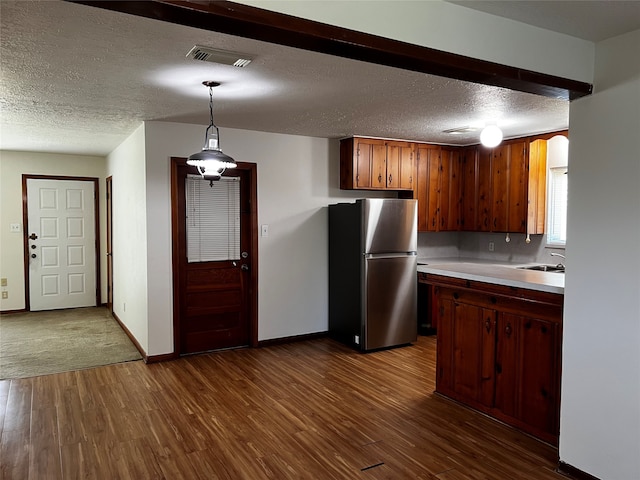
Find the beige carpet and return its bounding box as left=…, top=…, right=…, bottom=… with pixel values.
left=0, top=306, right=142, bottom=379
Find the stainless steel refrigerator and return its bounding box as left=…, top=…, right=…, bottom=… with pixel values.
left=328, top=198, right=417, bottom=351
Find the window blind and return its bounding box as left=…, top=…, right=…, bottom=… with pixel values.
left=185, top=175, right=240, bottom=263
left=547, top=167, right=568, bottom=244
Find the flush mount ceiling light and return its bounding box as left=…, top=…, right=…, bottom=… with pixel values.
left=187, top=81, right=237, bottom=181
left=480, top=124, right=503, bottom=148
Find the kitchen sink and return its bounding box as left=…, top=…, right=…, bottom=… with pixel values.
left=518, top=264, right=565, bottom=273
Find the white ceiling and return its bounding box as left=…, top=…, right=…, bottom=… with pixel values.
left=1, top=1, right=638, bottom=156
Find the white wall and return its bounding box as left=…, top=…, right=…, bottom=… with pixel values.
left=235, top=0, right=594, bottom=83
left=106, top=125, right=149, bottom=352
left=141, top=121, right=393, bottom=353
left=561, top=29, right=640, bottom=479
left=0, top=151, right=106, bottom=311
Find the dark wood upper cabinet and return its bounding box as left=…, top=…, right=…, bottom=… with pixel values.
left=462, top=139, right=547, bottom=234
left=341, top=133, right=552, bottom=235
left=340, top=137, right=414, bottom=191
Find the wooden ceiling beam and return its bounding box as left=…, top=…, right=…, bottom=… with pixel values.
left=67, top=0, right=592, bottom=101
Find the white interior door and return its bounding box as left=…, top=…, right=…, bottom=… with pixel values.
left=27, top=178, right=97, bottom=311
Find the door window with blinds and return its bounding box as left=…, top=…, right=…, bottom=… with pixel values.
left=186, top=175, right=240, bottom=262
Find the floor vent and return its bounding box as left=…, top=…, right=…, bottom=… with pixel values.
left=186, top=45, right=253, bottom=67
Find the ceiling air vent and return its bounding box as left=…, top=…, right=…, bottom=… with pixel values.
left=186, top=45, right=253, bottom=67
left=443, top=126, right=479, bottom=135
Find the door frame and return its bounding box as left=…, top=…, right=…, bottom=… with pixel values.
left=22, top=174, right=101, bottom=311
left=106, top=176, right=113, bottom=313
left=170, top=157, right=259, bottom=354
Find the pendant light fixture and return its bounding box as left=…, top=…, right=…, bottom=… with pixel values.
left=480, top=124, right=503, bottom=148
left=187, top=81, right=236, bottom=180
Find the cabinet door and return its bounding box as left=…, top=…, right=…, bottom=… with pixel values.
left=387, top=141, right=414, bottom=190
left=446, top=149, right=462, bottom=231
left=438, top=150, right=451, bottom=231
left=416, top=145, right=441, bottom=232
left=451, top=302, right=496, bottom=404
left=461, top=147, right=478, bottom=231
left=527, top=139, right=547, bottom=235
left=491, top=145, right=509, bottom=232
left=398, top=143, right=415, bottom=190
left=385, top=142, right=401, bottom=189
left=477, top=147, right=492, bottom=231
left=520, top=317, right=561, bottom=437
left=371, top=141, right=387, bottom=188
left=495, top=313, right=561, bottom=438
left=507, top=141, right=528, bottom=233
left=427, top=148, right=441, bottom=231
left=435, top=295, right=455, bottom=393
left=353, top=138, right=375, bottom=189
left=416, top=146, right=429, bottom=232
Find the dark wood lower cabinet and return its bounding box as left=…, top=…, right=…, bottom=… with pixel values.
left=423, top=273, right=563, bottom=446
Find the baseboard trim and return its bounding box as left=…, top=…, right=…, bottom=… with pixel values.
left=258, top=331, right=328, bottom=347
left=557, top=461, right=601, bottom=480
left=111, top=310, right=149, bottom=360
left=0, top=308, right=28, bottom=315
left=145, top=352, right=178, bottom=363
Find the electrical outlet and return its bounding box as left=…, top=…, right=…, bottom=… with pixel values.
left=10, top=223, right=21, bottom=232
left=261, top=224, right=269, bottom=237
left=0, top=278, right=6, bottom=287
left=489, top=242, right=495, bottom=252
left=2, top=291, right=8, bottom=299
left=354, top=335, right=360, bottom=345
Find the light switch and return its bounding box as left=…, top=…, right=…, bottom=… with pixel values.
left=10, top=223, right=21, bottom=232
left=261, top=224, right=269, bottom=237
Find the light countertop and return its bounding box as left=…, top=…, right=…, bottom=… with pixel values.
left=417, top=258, right=564, bottom=294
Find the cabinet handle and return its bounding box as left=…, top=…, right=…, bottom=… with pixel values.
left=388, top=174, right=392, bottom=184
left=485, top=319, right=491, bottom=333
left=505, top=323, right=512, bottom=337
left=378, top=174, right=382, bottom=184
left=356, top=174, right=359, bottom=185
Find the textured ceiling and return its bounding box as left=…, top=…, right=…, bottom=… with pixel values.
left=0, top=1, right=636, bottom=156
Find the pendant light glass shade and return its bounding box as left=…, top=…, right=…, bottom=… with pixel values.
left=187, top=81, right=236, bottom=180
left=480, top=125, right=503, bottom=148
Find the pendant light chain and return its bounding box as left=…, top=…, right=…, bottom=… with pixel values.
left=209, top=85, right=215, bottom=129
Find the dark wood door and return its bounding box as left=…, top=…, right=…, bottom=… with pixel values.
left=171, top=159, right=258, bottom=355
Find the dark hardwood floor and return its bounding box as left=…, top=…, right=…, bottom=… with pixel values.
left=0, top=335, right=563, bottom=479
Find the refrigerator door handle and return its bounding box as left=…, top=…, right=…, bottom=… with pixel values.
left=364, top=252, right=417, bottom=260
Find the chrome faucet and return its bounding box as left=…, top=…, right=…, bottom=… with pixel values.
left=550, top=252, right=565, bottom=269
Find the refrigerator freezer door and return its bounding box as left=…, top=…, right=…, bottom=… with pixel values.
left=362, top=199, right=417, bottom=254
left=363, top=254, right=417, bottom=350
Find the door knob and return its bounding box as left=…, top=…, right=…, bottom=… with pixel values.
left=241, top=264, right=249, bottom=271
left=29, top=233, right=38, bottom=240
left=31, top=253, right=37, bottom=258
